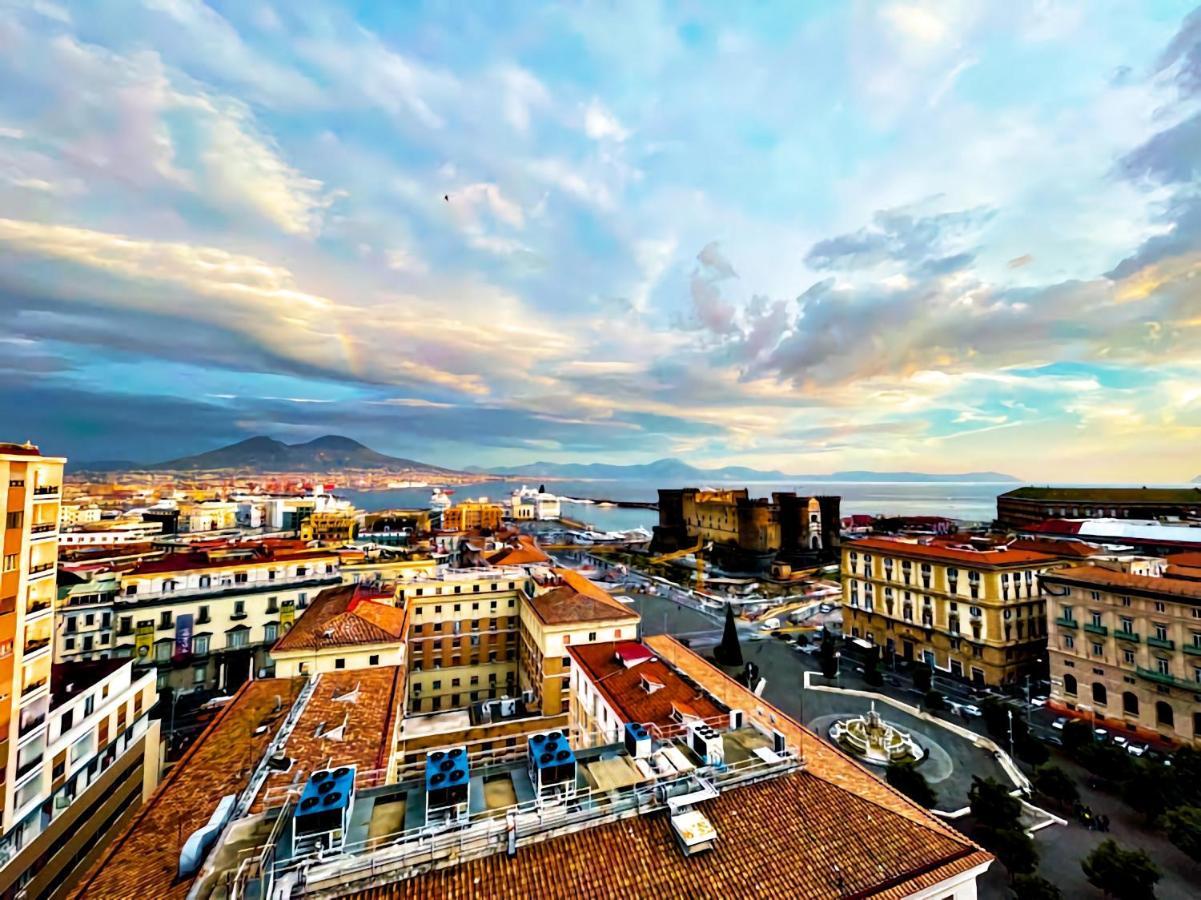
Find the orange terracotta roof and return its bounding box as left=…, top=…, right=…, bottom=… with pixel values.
left=486, top=536, right=551, bottom=566
left=357, top=768, right=988, bottom=899
left=1043, top=564, right=1201, bottom=603
left=72, top=678, right=306, bottom=900
left=273, top=584, right=409, bottom=652
left=847, top=536, right=1058, bottom=566
left=1009, top=538, right=1101, bottom=559
left=1166, top=551, right=1201, bottom=568
left=1166, top=564, right=1201, bottom=583
left=567, top=641, right=725, bottom=729
left=253, top=667, right=405, bottom=813
left=528, top=569, right=638, bottom=626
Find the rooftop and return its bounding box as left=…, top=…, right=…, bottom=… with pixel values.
left=846, top=535, right=1059, bottom=567
left=567, top=641, right=726, bottom=730
left=527, top=569, right=639, bottom=626
left=72, top=678, right=306, bottom=900
left=1042, top=564, right=1201, bottom=604
left=1008, top=537, right=1103, bottom=558
left=272, top=584, right=408, bottom=653
left=1002, top=486, right=1201, bottom=503
left=486, top=535, right=551, bottom=566
left=126, top=545, right=338, bottom=576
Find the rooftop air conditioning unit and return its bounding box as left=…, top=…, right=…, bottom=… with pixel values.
left=688, top=721, right=724, bottom=767
left=624, top=722, right=652, bottom=759
left=425, top=747, right=469, bottom=823
left=528, top=731, right=576, bottom=794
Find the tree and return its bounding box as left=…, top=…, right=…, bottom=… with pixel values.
left=1062, top=719, right=1092, bottom=753
left=982, top=698, right=1011, bottom=740
left=863, top=646, right=883, bottom=687
left=1120, top=760, right=1174, bottom=821
left=978, top=826, right=1038, bottom=876
left=1010, top=874, right=1061, bottom=900
left=969, top=776, right=1022, bottom=831
left=1081, top=840, right=1161, bottom=900
left=886, top=761, right=937, bottom=808
left=913, top=665, right=932, bottom=692
left=1032, top=765, right=1078, bottom=809
left=819, top=632, right=838, bottom=679
left=1167, top=747, right=1201, bottom=808
left=1162, top=805, right=1201, bottom=858
left=1015, top=731, right=1049, bottom=766
left=924, top=689, right=946, bottom=711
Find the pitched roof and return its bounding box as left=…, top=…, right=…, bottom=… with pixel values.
left=1008, top=538, right=1102, bottom=558
left=1042, top=564, right=1201, bottom=604
left=567, top=641, right=725, bottom=729
left=1002, top=486, right=1201, bottom=503
left=486, top=536, right=551, bottom=566
left=527, top=569, right=638, bottom=626
left=253, top=667, right=405, bottom=813
left=1166, top=551, right=1201, bottom=568
left=126, top=546, right=337, bottom=576
left=372, top=768, right=987, bottom=900
left=846, top=536, right=1058, bottom=567
left=72, top=678, right=306, bottom=900
left=272, top=584, right=409, bottom=653
left=1166, top=565, right=1201, bottom=583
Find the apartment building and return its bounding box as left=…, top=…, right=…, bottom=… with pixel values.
left=56, top=573, right=118, bottom=663
left=841, top=536, right=1070, bottom=686
left=519, top=569, right=640, bottom=716
left=55, top=506, right=100, bottom=529
left=997, top=485, right=1201, bottom=528
left=0, top=443, right=162, bottom=899
left=441, top=500, right=503, bottom=532
left=395, top=568, right=532, bottom=713
left=299, top=510, right=358, bottom=544
left=271, top=584, right=409, bottom=678
left=114, top=543, right=341, bottom=694
left=1042, top=565, right=1201, bottom=746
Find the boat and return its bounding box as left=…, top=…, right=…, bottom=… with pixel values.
left=429, top=487, right=455, bottom=510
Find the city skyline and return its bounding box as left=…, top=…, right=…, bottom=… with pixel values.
left=1, top=2, right=1200, bottom=481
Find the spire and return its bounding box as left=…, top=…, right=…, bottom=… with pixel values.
left=712, top=602, right=744, bottom=669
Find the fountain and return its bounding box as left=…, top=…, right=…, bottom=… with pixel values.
left=828, top=702, right=924, bottom=766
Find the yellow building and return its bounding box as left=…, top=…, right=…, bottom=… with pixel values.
left=841, top=537, right=1072, bottom=686
left=0, top=442, right=161, bottom=899
left=300, top=510, right=359, bottom=544
left=519, top=569, right=640, bottom=716
left=1043, top=565, right=1201, bottom=747
left=271, top=584, right=409, bottom=678
left=442, top=500, right=503, bottom=532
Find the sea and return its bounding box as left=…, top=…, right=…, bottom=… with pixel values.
left=337, top=479, right=1023, bottom=531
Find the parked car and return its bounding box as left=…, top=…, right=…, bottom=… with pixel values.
left=1112, top=735, right=1129, bottom=748
left=1094, top=728, right=1109, bottom=742
left=819, top=603, right=834, bottom=613
left=960, top=704, right=983, bottom=718
left=1029, top=696, right=1048, bottom=708
left=1051, top=717, right=1068, bottom=731
left=1126, top=743, right=1148, bottom=757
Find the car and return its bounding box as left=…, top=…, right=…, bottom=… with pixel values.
left=1094, top=728, right=1109, bottom=742
left=1044, top=734, right=1064, bottom=747
left=1112, top=735, right=1129, bottom=748
left=1126, top=743, right=1148, bottom=757
left=960, top=704, right=983, bottom=718
left=1029, top=696, right=1048, bottom=708
left=819, top=603, right=834, bottom=613
left=1051, top=717, right=1068, bottom=731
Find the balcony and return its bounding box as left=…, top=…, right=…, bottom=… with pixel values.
left=18, top=714, right=45, bottom=739
left=14, top=755, right=42, bottom=781
left=31, top=486, right=59, bottom=500
left=1054, top=617, right=1078, bottom=630
left=1136, top=666, right=1199, bottom=691
left=20, top=678, right=47, bottom=699
left=119, top=571, right=339, bottom=603
left=25, top=599, right=51, bottom=621
left=23, top=637, right=50, bottom=657
left=1083, top=623, right=1108, bottom=637
left=27, top=563, right=54, bottom=580
left=1184, top=643, right=1201, bottom=657
left=1147, top=637, right=1175, bottom=651
left=1113, top=630, right=1140, bottom=643
left=29, top=524, right=56, bottom=541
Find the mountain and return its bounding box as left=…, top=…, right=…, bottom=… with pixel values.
left=76, top=435, right=462, bottom=474
left=486, top=458, right=1019, bottom=483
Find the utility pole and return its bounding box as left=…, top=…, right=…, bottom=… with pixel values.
left=1007, top=708, right=1014, bottom=757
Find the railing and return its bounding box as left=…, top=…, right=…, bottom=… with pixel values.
left=1113, top=630, right=1140, bottom=643
left=32, top=486, right=59, bottom=496
left=23, top=637, right=50, bottom=655
left=1147, top=637, right=1175, bottom=650
left=18, top=714, right=45, bottom=737
left=25, top=599, right=51, bottom=617
left=21, top=678, right=47, bottom=697
left=15, top=755, right=42, bottom=780
left=1083, top=623, right=1108, bottom=636
left=1136, top=666, right=1196, bottom=690
left=27, top=563, right=54, bottom=577
left=1184, top=643, right=1201, bottom=657
left=29, top=524, right=56, bottom=535
left=120, top=572, right=339, bottom=603
left=1054, top=617, right=1078, bottom=630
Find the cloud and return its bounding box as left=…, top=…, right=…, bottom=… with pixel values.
left=583, top=99, right=629, bottom=141
left=805, top=204, right=994, bottom=272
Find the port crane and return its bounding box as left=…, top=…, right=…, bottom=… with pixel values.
left=648, top=541, right=713, bottom=591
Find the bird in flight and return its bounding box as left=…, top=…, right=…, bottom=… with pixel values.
left=443, top=194, right=449, bottom=202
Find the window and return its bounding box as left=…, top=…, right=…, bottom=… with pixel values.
left=1157, top=658, right=1170, bottom=676
left=1091, top=642, right=1103, bottom=657
left=1122, top=692, right=1138, bottom=715
left=1090, top=611, right=1103, bottom=628
left=227, top=629, right=248, bottom=650
left=369, top=654, right=379, bottom=666
left=159, top=611, right=173, bottom=629
left=1121, top=596, right=1131, bottom=607
left=193, top=665, right=206, bottom=684
left=60, top=709, right=74, bottom=733
left=588, top=631, right=597, bottom=642
left=65, top=637, right=75, bottom=651
left=193, top=634, right=210, bottom=655
left=234, top=572, right=248, bottom=584
left=154, top=641, right=171, bottom=663
left=335, top=658, right=345, bottom=670
left=1063, top=673, right=1077, bottom=695
left=264, top=623, right=278, bottom=643
left=1154, top=623, right=1169, bottom=642
left=233, top=600, right=246, bottom=619
left=1120, top=616, right=1134, bottom=633
left=1123, top=649, right=1135, bottom=665
left=4, top=511, right=22, bottom=529
left=197, top=605, right=210, bottom=624
left=2, top=554, right=17, bottom=572
left=1157, top=701, right=1174, bottom=728
left=1154, top=601, right=1166, bottom=613
left=1092, top=683, right=1107, bottom=705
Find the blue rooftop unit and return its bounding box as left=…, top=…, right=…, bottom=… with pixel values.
left=293, top=765, right=357, bottom=850
left=624, top=722, right=652, bottom=758
left=425, top=747, right=470, bottom=820
left=527, top=731, right=576, bottom=793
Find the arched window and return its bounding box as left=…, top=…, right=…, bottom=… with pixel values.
left=199, top=575, right=211, bottom=588
left=1092, top=682, right=1107, bottom=705
left=1122, top=692, right=1138, bottom=716
left=1157, top=701, right=1174, bottom=728
left=1063, top=674, right=1077, bottom=696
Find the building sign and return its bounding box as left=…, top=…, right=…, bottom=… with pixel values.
left=135, top=621, right=154, bottom=661
left=174, top=613, right=194, bottom=661
left=280, top=599, right=295, bottom=631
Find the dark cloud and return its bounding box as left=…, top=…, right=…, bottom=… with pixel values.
left=1118, top=114, right=1201, bottom=186
left=804, top=206, right=993, bottom=272
left=1156, top=6, right=1201, bottom=96
left=688, top=241, right=739, bottom=334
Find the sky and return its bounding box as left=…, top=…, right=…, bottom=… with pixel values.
left=1, top=1, right=1200, bottom=480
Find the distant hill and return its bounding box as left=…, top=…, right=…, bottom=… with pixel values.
left=74, top=435, right=462, bottom=474
left=486, top=458, right=1019, bottom=483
